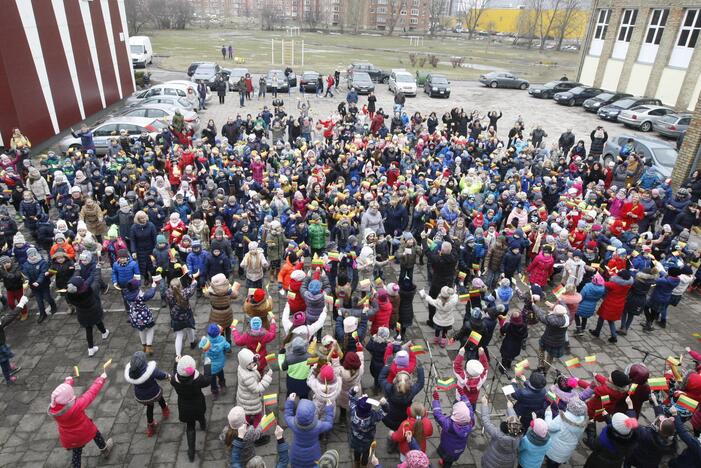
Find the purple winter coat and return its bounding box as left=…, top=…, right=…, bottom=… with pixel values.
left=432, top=394, right=474, bottom=460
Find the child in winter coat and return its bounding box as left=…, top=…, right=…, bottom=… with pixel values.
left=102, top=225, right=128, bottom=266
left=624, top=394, right=677, bottom=468
left=220, top=406, right=261, bottom=465
left=518, top=415, right=551, bottom=468
left=307, top=363, right=342, bottom=420
left=348, top=388, right=387, bottom=466
left=420, top=286, right=458, bottom=347
left=0, top=256, right=27, bottom=320
left=365, top=327, right=391, bottom=393
left=511, top=370, right=548, bottom=430
left=575, top=273, right=606, bottom=335
left=233, top=316, right=277, bottom=373
left=379, top=366, right=426, bottom=434
left=123, top=351, right=171, bottom=437
left=49, top=373, right=114, bottom=466
left=332, top=350, right=364, bottom=421
left=123, top=278, right=157, bottom=354
left=479, top=396, right=521, bottom=468
left=231, top=425, right=289, bottom=468
left=398, top=275, right=416, bottom=331
left=432, top=388, right=474, bottom=468
left=383, top=345, right=418, bottom=384
left=205, top=273, right=241, bottom=345
left=452, top=347, right=489, bottom=406
left=236, top=348, right=273, bottom=427
left=170, top=354, right=211, bottom=462
left=391, top=401, right=433, bottom=461
left=279, top=336, right=312, bottom=398
left=499, top=310, right=528, bottom=370
left=165, top=275, right=198, bottom=358
left=284, top=396, right=334, bottom=467
left=369, top=288, right=394, bottom=335
left=579, top=369, right=631, bottom=421
left=584, top=407, right=638, bottom=468
left=548, top=374, right=582, bottom=415
left=335, top=313, right=369, bottom=354
left=543, top=397, right=588, bottom=466
left=199, top=324, right=231, bottom=399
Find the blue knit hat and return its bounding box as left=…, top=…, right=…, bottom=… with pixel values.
left=250, top=317, right=262, bottom=331
left=308, top=280, right=322, bottom=295
left=207, top=323, right=221, bottom=337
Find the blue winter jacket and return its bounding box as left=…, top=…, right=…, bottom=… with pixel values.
left=230, top=439, right=288, bottom=468
left=186, top=250, right=209, bottom=278
left=205, top=334, right=231, bottom=374
left=576, top=282, right=605, bottom=318
left=518, top=429, right=552, bottom=468
left=648, top=275, right=680, bottom=305
left=432, top=394, right=474, bottom=459
left=513, top=382, right=548, bottom=421
left=284, top=399, right=333, bottom=467
left=349, top=391, right=387, bottom=451
left=111, top=259, right=141, bottom=287
left=22, top=259, right=50, bottom=288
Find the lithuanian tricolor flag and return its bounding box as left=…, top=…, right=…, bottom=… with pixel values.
left=648, top=377, right=669, bottom=391
left=676, top=394, right=699, bottom=412
left=468, top=331, right=482, bottom=346
left=263, top=394, right=278, bottom=407
left=259, top=412, right=276, bottom=432
left=410, top=344, right=426, bottom=355
left=584, top=355, right=597, bottom=364
left=565, top=357, right=581, bottom=368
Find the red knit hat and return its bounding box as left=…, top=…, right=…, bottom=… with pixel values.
left=319, top=364, right=335, bottom=383
left=252, top=288, right=266, bottom=303
left=343, top=351, right=361, bottom=370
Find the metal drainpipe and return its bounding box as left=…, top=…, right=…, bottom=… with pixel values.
left=576, top=0, right=599, bottom=82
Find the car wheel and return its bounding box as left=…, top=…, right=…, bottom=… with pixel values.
left=382, top=76, right=389, bottom=84
left=490, top=81, right=498, bottom=88
left=568, top=98, right=575, bottom=106
left=640, top=121, right=652, bottom=132
left=519, top=83, right=528, bottom=90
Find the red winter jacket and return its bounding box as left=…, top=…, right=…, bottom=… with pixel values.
left=584, top=374, right=628, bottom=421
left=287, top=278, right=307, bottom=313
left=453, top=351, right=489, bottom=406
left=232, top=322, right=277, bottom=370
left=596, top=276, right=633, bottom=321
left=370, top=298, right=393, bottom=335
left=49, top=377, right=105, bottom=449
left=383, top=345, right=418, bottom=383
left=526, top=252, right=554, bottom=287
left=391, top=410, right=433, bottom=455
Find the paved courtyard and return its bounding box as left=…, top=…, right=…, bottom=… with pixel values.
left=0, top=259, right=699, bottom=467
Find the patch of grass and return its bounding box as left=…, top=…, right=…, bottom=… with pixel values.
left=147, top=28, right=579, bottom=83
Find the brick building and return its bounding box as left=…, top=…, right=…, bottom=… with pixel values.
left=577, top=1, right=701, bottom=184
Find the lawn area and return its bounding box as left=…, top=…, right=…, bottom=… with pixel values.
left=147, top=28, right=579, bottom=83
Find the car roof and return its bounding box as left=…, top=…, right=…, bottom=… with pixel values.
left=615, top=134, right=677, bottom=149
left=430, top=74, right=448, bottom=79
left=97, top=116, right=156, bottom=126
left=195, top=62, right=218, bottom=67
left=162, top=80, right=196, bottom=87
left=394, top=70, right=413, bottom=76
left=303, top=71, right=319, bottom=75
left=131, top=104, right=177, bottom=111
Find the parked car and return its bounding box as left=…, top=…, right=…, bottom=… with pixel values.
left=553, top=86, right=604, bottom=106
left=187, top=62, right=206, bottom=77
left=602, top=134, right=677, bottom=178
left=58, top=117, right=168, bottom=155
left=129, top=36, right=153, bottom=68
left=617, top=105, right=674, bottom=132
left=284, top=68, right=297, bottom=87
left=597, top=96, right=663, bottom=122
left=654, top=113, right=692, bottom=139
left=528, top=80, right=581, bottom=98
left=347, top=71, right=375, bottom=94
left=388, top=70, right=417, bottom=96
left=225, top=68, right=249, bottom=91
left=191, top=62, right=222, bottom=90
left=423, top=74, right=451, bottom=98
left=479, top=71, right=529, bottom=89
left=582, top=91, right=632, bottom=113
left=348, top=63, right=389, bottom=83
left=266, top=70, right=290, bottom=92
left=118, top=104, right=200, bottom=130
left=299, top=71, right=320, bottom=93
left=125, top=81, right=211, bottom=105
left=131, top=95, right=196, bottom=113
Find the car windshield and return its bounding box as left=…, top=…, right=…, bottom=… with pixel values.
left=568, top=87, right=585, bottom=94
left=354, top=73, right=372, bottom=83
left=396, top=74, right=413, bottom=83
left=196, top=65, right=216, bottom=74
left=595, top=93, right=614, bottom=100
left=151, top=120, right=168, bottom=131
left=303, top=73, right=319, bottom=80
left=431, top=76, right=448, bottom=84
left=130, top=45, right=145, bottom=54
left=653, top=148, right=678, bottom=167
left=611, top=98, right=636, bottom=108
left=542, top=81, right=559, bottom=89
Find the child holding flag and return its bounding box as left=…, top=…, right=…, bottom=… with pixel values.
left=348, top=387, right=387, bottom=466
left=233, top=315, right=277, bottom=373
left=510, top=371, right=548, bottom=430
left=365, top=327, right=391, bottom=394
left=453, top=346, right=489, bottom=406
left=419, top=286, right=458, bottom=348
left=432, top=387, right=474, bottom=468
left=235, top=348, right=273, bottom=432
left=278, top=336, right=312, bottom=399
left=284, top=394, right=334, bottom=467
left=390, top=401, right=433, bottom=462
left=199, top=324, right=231, bottom=399
left=332, top=351, right=364, bottom=422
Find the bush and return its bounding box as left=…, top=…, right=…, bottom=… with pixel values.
left=450, top=56, right=464, bottom=68
left=417, top=56, right=427, bottom=67
left=409, top=53, right=417, bottom=66
left=428, top=54, right=439, bottom=68
left=134, top=71, right=146, bottom=88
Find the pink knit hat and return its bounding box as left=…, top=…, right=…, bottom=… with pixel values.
left=292, top=311, right=306, bottom=327
left=387, top=283, right=400, bottom=296
left=451, top=401, right=472, bottom=425
left=398, top=450, right=430, bottom=468
left=531, top=418, right=548, bottom=438
left=592, top=273, right=605, bottom=286
left=319, top=364, right=336, bottom=383
left=50, top=380, right=75, bottom=407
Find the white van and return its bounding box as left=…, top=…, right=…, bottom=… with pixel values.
left=129, top=36, right=153, bottom=68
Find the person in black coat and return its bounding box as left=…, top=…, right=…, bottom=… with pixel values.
left=130, top=212, right=157, bottom=282
left=171, top=354, right=212, bottom=462
left=670, top=408, right=701, bottom=468
left=65, top=276, right=107, bottom=357
left=124, top=352, right=171, bottom=436
left=425, top=240, right=458, bottom=326
left=379, top=363, right=424, bottom=453
left=364, top=327, right=390, bottom=394
left=584, top=402, right=638, bottom=468
left=499, top=311, right=528, bottom=370
left=205, top=247, right=232, bottom=280
left=397, top=276, right=416, bottom=331
left=510, top=370, right=547, bottom=430
left=625, top=394, right=677, bottom=468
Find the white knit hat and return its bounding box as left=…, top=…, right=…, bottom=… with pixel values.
left=465, top=359, right=484, bottom=377
left=176, top=355, right=197, bottom=377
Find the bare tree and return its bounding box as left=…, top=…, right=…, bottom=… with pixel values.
left=260, top=0, right=283, bottom=30
left=146, top=0, right=193, bottom=29
left=385, top=0, right=406, bottom=35
left=345, top=0, right=363, bottom=34
left=428, top=0, right=448, bottom=35
left=514, top=7, right=538, bottom=48
left=536, top=0, right=564, bottom=50
left=552, top=0, right=581, bottom=50
left=462, top=0, right=491, bottom=39
left=125, top=0, right=150, bottom=34
left=303, top=0, right=327, bottom=30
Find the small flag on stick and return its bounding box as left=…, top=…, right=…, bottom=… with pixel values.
left=552, top=285, right=565, bottom=298
left=468, top=331, right=482, bottom=346
left=584, top=355, right=597, bottom=364
left=469, top=289, right=481, bottom=299
left=259, top=412, right=276, bottom=432
left=436, top=377, right=456, bottom=391
left=546, top=390, right=558, bottom=404
left=458, top=271, right=467, bottom=281
left=628, top=383, right=638, bottom=395
left=102, top=359, right=113, bottom=370
left=306, top=357, right=319, bottom=365
left=648, top=377, right=669, bottom=391
left=287, top=291, right=296, bottom=300
left=676, top=395, right=699, bottom=412
left=410, top=344, right=426, bottom=355
left=515, top=359, right=530, bottom=369
left=263, top=394, right=278, bottom=407
left=459, top=294, right=470, bottom=303
left=565, top=357, right=581, bottom=368
left=600, top=395, right=610, bottom=405
left=265, top=353, right=277, bottom=364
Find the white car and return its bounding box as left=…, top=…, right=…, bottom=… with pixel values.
left=617, top=105, right=674, bottom=132
left=57, top=117, right=168, bottom=154
left=125, top=81, right=211, bottom=106
left=388, top=70, right=417, bottom=96
left=118, top=104, right=200, bottom=131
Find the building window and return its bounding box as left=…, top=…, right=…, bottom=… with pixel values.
left=617, top=9, right=637, bottom=42
left=411, top=8, right=419, bottom=15
left=410, top=17, right=418, bottom=24
left=677, top=9, right=701, bottom=48
left=412, top=0, right=419, bottom=5
left=377, top=6, right=387, bottom=13
left=644, top=9, right=668, bottom=45
left=400, top=9, right=407, bottom=15
left=594, top=9, right=611, bottom=40
left=376, top=15, right=386, bottom=23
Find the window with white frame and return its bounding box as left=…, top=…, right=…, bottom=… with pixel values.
left=376, top=15, right=386, bottom=23
left=411, top=8, right=419, bottom=15
left=594, top=9, right=611, bottom=40
left=410, top=17, right=418, bottom=24
left=617, top=9, right=637, bottom=42
left=644, top=9, right=668, bottom=45
left=670, top=9, right=701, bottom=68
left=678, top=9, right=701, bottom=48
left=377, top=6, right=387, bottom=13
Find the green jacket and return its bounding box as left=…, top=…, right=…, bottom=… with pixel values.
left=307, top=223, right=328, bottom=250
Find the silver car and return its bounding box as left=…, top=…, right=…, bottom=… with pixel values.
left=118, top=104, right=199, bottom=131
left=57, top=117, right=167, bottom=154
left=653, top=113, right=692, bottom=139
left=130, top=95, right=197, bottom=113
left=617, top=105, right=674, bottom=132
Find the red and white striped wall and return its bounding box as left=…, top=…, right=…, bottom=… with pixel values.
left=0, top=0, right=135, bottom=147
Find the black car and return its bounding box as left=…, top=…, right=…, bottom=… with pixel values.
left=423, top=74, right=451, bottom=98
left=528, top=80, right=581, bottom=98
left=582, top=91, right=632, bottom=113
left=349, top=63, right=389, bottom=83
left=187, top=62, right=205, bottom=77
left=347, top=72, right=375, bottom=94
left=597, top=96, right=663, bottom=122
left=299, top=71, right=320, bottom=93
left=553, top=86, right=604, bottom=106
